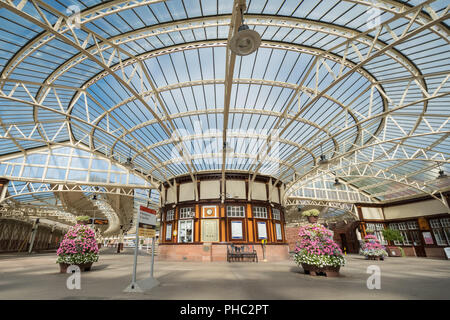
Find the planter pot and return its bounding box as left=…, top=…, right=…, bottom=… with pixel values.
left=301, top=263, right=340, bottom=277
left=59, top=262, right=93, bottom=273
left=367, top=255, right=384, bottom=261
left=307, top=216, right=319, bottom=224
left=387, top=246, right=402, bottom=257
left=77, top=221, right=90, bottom=225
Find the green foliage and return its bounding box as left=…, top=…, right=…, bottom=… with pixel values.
left=76, top=215, right=91, bottom=222
left=398, top=247, right=406, bottom=257
left=301, top=209, right=320, bottom=217
left=381, top=228, right=404, bottom=242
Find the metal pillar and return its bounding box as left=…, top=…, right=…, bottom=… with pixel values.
left=28, top=218, right=40, bottom=254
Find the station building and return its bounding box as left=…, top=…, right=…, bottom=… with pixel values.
left=0, top=0, right=448, bottom=262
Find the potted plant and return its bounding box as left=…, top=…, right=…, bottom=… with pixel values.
left=293, top=224, right=345, bottom=277
left=359, top=234, right=388, bottom=260
left=56, top=224, right=99, bottom=273
left=76, top=215, right=91, bottom=225
left=302, top=209, right=320, bottom=224
left=381, top=228, right=404, bottom=257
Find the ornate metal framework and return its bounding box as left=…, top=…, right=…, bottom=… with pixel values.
left=0, top=0, right=448, bottom=233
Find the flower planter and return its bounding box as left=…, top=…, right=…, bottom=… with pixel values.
left=367, top=255, right=384, bottom=261
left=301, top=263, right=340, bottom=277
left=307, top=216, right=318, bottom=224
left=59, top=262, right=93, bottom=273
left=386, top=246, right=402, bottom=257
left=56, top=224, right=99, bottom=272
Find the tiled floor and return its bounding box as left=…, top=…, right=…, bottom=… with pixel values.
left=0, top=248, right=449, bottom=299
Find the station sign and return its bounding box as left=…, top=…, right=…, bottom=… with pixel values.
left=138, top=226, right=156, bottom=238
left=88, top=218, right=109, bottom=225
left=139, top=206, right=157, bottom=226
left=138, top=206, right=157, bottom=238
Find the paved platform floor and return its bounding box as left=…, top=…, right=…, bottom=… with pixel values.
left=0, top=249, right=449, bottom=300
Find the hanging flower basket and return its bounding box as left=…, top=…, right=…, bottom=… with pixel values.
left=302, top=209, right=320, bottom=224
left=56, top=224, right=99, bottom=273
left=75, top=216, right=91, bottom=225
left=294, top=224, right=345, bottom=277
left=307, top=216, right=319, bottom=224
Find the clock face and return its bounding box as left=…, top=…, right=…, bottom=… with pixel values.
left=206, top=208, right=213, bottom=216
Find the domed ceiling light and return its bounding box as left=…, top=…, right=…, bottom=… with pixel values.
left=221, top=142, right=234, bottom=154
left=317, top=145, right=329, bottom=166
left=229, top=9, right=261, bottom=56
left=318, top=154, right=329, bottom=166
left=123, top=157, right=133, bottom=169
left=437, top=169, right=447, bottom=179
left=333, top=178, right=342, bottom=188
left=436, top=162, right=447, bottom=179
left=123, top=148, right=134, bottom=169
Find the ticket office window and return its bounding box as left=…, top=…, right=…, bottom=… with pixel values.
left=178, top=220, right=193, bottom=243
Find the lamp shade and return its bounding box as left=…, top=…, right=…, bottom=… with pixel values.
left=230, top=25, right=261, bottom=56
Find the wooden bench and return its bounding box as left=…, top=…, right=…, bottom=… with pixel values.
left=227, top=244, right=258, bottom=262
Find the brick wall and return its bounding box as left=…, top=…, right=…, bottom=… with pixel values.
left=425, top=247, right=446, bottom=259
left=158, top=243, right=289, bottom=261
left=285, top=226, right=300, bottom=252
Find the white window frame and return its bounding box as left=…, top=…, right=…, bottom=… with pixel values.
left=407, top=221, right=419, bottom=230
left=177, top=219, right=194, bottom=243
left=227, top=206, right=245, bottom=218
left=253, top=206, right=268, bottom=219
left=166, top=209, right=174, bottom=221
left=272, top=208, right=281, bottom=220
left=179, top=207, right=194, bottom=219
left=430, top=218, right=449, bottom=246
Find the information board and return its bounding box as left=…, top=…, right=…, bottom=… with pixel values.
left=231, top=221, right=243, bottom=239
left=201, top=219, right=219, bottom=242
left=422, top=231, right=434, bottom=245
left=257, top=221, right=267, bottom=239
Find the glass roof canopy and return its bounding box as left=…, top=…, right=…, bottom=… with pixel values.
left=0, top=0, right=449, bottom=230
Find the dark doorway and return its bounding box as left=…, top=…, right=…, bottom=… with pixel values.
left=412, top=230, right=426, bottom=257
left=340, top=233, right=348, bottom=253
